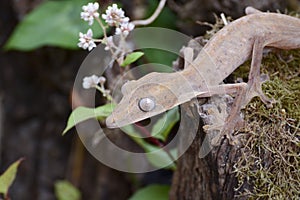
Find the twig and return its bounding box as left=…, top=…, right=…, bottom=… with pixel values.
left=220, top=13, right=228, bottom=25
left=132, top=0, right=167, bottom=26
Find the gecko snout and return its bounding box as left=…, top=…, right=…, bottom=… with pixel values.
left=106, top=115, right=118, bottom=128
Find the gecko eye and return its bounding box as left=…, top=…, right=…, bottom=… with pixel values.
left=138, top=97, right=156, bottom=112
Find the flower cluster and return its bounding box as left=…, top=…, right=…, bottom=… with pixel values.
left=82, top=75, right=112, bottom=101
left=78, top=3, right=135, bottom=51
left=104, top=36, right=114, bottom=51
left=82, top=75, right=102, bottom=89
left=102, top=4, right=135, bottom=36
left=102, top=4, right=128, bottom=26
left=78, top=29, right=96, bottom=51
left=115, top=22, right=135, bottom=36
left=80, top=2, right=100, bottom=26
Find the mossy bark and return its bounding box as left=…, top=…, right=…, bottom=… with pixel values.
left=170, top=49, right=300, bottom=199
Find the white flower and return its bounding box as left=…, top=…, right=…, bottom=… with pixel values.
left=82, top=75, right=101, bottom=89
left=81, top=2, right=100, bottom=25
left=115, top=22, right=135, bottom=36
left=99, top=76, right=106, bottom=84
left=102, top=4, right=126, bottom=26
left=121, top=17, right=130, bottom=24
left=78, top=29, right=96, bottom=51
left=104, top=36, right=114, bottom=51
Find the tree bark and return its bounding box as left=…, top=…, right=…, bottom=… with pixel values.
left=170, top=97, right=243, bottom=200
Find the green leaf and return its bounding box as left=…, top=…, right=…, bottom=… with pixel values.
left=63, top=104, right=115, bottom=135
left=4, top=0, right=103, bottom=51
left=0, top=158, right=23, bottom=197
left=54, top=180, right=81, bottom=200
left=129, top=184, right=170, bottom=200
left=121, top=125, right=176, bottom=170
left=143, top=49, right=178, bottom=67
left=144, top=146, right=177, bottom=170
left=151, top=107, right=179, bottom=141
left=121, top=52, right=144, bottom=67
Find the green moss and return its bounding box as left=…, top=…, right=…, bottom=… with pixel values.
left=233, top=50, right=300, bottom=199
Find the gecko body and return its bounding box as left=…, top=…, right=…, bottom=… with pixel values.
left=106, top=7, right=300, bottom=131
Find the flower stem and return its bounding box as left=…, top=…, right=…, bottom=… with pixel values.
left=94, top=85, right=114, bottom=102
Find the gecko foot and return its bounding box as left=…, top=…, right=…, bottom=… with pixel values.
left=206, top=112, right=244, bottom=146
left=246, top=75, right=275, bottom=108
left=257, top=88, right=275, bottom=108
left=220, top=114, right=244, bottom=145
left=258, top=92, right=275, bottom=108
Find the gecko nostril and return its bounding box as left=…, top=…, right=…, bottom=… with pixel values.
left=138, top=97, right=156, bottom=112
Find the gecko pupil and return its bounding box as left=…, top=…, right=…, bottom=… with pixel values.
left=138, top=97, right=155, bottom=112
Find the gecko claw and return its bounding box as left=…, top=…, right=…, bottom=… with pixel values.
left=261, top=97, right=275, bottom=108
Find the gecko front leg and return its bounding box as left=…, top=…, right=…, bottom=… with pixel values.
left=208, top=39, right=276, bottom=145
left=245, top=38, right=275, bottom=108
left=197, top=83, right=248, bottom=145
left=220, top=83, right=247, bottom=145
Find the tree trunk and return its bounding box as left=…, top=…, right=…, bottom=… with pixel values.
left=170, top=97, right=242, bottom=200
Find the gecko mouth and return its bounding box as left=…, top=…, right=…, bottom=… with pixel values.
left=106, top=115, right=152, bottom=129
left=134, top=118, right=151, bottom=127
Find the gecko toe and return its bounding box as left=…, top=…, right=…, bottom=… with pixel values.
left=260, top=96, right=276, bottom=108
left=256, top=87, right=275, bottom=108
left=246, top=78, right=275, bottom=108
left=260, top=73, right=270, bottom=83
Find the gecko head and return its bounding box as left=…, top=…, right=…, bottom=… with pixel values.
left=106, top=72, right=180, bottom=128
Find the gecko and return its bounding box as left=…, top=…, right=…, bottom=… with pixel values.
left=106, top=7, right=300, bottom=140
